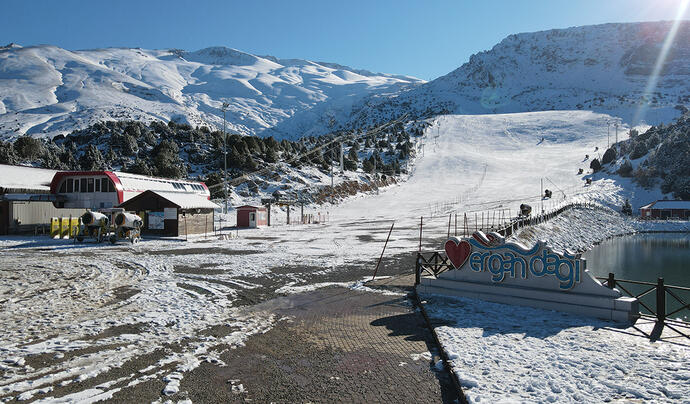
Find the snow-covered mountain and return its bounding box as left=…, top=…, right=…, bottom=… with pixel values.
left=322, top=21, right=690, bottom=133
left=0, top=44, right=422, bottom=140
left=2, top=21, right=689, bottom=142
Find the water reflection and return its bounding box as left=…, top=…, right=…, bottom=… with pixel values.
left=584, top=233, right=690, bottom=287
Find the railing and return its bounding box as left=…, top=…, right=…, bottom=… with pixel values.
left=598, top=274, right=690, bottom=341
left=415, top=251, right=453, bottom=285
left=414, top=250, right=690, bottom=341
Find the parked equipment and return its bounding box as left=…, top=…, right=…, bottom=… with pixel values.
left=77, top=210, right=110, bottom=243
left=110, top=212, right=142, bottom=244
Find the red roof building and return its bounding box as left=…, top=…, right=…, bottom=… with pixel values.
left=50, top=171, right=210, bottom=210
left=639, top=200, right=690, bottom=220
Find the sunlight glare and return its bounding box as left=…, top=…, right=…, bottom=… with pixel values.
left=633, top=0, right=690, bottom=125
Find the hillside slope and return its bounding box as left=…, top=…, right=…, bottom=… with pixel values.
left=336, top=110, right=639, bottom=224
left=0, top=45, right=422, bottom=140
left=318, top=21, right=690, bottom=135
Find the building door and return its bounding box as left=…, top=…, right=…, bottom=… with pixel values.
left=0, top=201, right=8, bottom=235
left=249, top=212, right=256, bottom=227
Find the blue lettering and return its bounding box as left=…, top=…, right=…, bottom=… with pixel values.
left=469, top=252, right=484, bottom=272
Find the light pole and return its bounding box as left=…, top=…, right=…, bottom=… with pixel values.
left=606, top=120, right=610, bottom=149
left=221, top=102, right=229, bottom=215
left=614, top=122, right=619, bottom=146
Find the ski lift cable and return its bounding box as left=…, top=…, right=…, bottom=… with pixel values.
left=207, top=113, right=409, bottom=190
left=544, top=176, right=567, bottom=197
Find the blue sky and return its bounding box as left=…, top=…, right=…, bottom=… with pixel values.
left=1, top=0, right=688, bottom=80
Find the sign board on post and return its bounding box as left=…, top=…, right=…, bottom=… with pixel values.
left=164, top=208, right=177, bottom=220
left=417, top=231, right=640, bottom=323
left=148, top=211, right=165, bottom=230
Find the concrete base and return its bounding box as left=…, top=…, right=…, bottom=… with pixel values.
left=418, top=278, right=639, bottom=324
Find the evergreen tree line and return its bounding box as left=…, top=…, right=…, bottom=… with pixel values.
left=604, top=111, right=690, bottom=199
left=0, top=118, right=416, bottom=199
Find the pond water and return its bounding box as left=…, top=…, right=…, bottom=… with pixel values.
left=583, top=232, right=690, bottom=320
left=583, top=233, right=690, bottom=287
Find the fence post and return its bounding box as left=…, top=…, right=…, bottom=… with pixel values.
left=419, top=216, right=423, bottom=252
left=607, top=273, right=615, bottom=289
left=447, top=213, right=452, bottom=238
left=415, top=253, right=421, bottom=285
left=656, top=277, right=666, bottom=323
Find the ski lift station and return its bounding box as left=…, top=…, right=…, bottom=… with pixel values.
left=236, top=205, right=268, bottom=228
left=1, top=164, right=217, bottom=236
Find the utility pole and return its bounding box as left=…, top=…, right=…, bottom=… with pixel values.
left=374, top=158, right=379, bottom=195
left=614, top=122, right=619, bottom=146
left=540, top=178, right=544, bottom=213
left=339, top=143, right=344, bottom=173
left=606, top=121, right=610, bottom=149
left=221, top=102, right=229, bottom=215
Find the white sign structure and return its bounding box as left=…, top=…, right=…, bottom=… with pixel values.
left=148, top=211, right=164, bottom=230
left=417, top=231, right=639, bottom=323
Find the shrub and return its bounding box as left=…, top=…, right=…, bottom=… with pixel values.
left=589, top=158, right=602, bottom=172
left=601, top=148, right=617, bottom=165
left=617, top=160, right=633, bottom=177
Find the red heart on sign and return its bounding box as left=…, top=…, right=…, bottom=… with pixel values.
left=445, top=238, right=472, bottom=269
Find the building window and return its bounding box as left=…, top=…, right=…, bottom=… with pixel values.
left=59, top=181, right=66, bottom=193
left=95, top=178, right=101, bottom=192
left=87, top=178, right=94, bottom=193
left=66, top=178, right=73, bottom=193
left=101, top=178, right=109, bottom=192
left=80, top=178, right=87, bottom=193
left=108, top=180, right=115, bottom=193
left=72, top=178, right=78, bottom=193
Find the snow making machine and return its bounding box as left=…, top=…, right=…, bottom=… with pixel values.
left=76, top=211, right=110, bottom=243
left=519, top=203, right=532, bottom=217
left=110, top=212, right=143, bottom=244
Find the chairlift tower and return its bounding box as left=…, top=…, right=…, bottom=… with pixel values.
left=614, top=122, right=619, bottom=146
left=221, top=102, right=230, bottom=214
left=340, top=142, right=344, bottom=173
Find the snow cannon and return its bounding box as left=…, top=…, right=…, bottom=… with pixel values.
left=519, top=204, right=532, bottom=217
left=543, top=189, right=553, bottom=199
left=110, top=212, right=143, bottom=244
left=81, top=211, right=109, bottom=227
left=114, top=212, right=142, bottom=229
left=76, top=210, right=110, bottom=243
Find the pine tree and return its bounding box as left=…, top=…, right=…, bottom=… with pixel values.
left=264, top=147, right=279, bottom=163
left=348, top=146, right=359, bottom=163
left=152, top=140, right=186, bottom=178
left=590, top=158, right=602, bottom=172
left=125, top=158, right=153, bottom=176
left=243, top=154, right=257, bottom=171
left=0, top=141, right=18, bottom=164
left=80, top=144, right=105, bottom=171
left=362, top=157, right=375, bottom=173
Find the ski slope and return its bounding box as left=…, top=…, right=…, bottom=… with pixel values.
left=335, top=110, right=652, bottom=226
